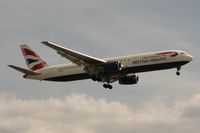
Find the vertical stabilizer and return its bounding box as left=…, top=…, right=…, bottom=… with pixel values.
left=20, top=44, right=48, bottom=71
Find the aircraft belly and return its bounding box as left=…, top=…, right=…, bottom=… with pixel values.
left=43, top=66, right=89, bottom=82
left=122, top=61, right=188, bottom=74
left=44, top=73, right=90, bottom=82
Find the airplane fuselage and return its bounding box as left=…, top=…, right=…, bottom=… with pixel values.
left=25, top=50, right=193, bottom=82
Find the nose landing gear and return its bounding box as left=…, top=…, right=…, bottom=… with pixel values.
left=176, top=66, right=181, bottom=76
left=176, top=71, right=180, bottom=76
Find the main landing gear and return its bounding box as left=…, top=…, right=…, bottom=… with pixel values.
left=176, top=66, right=181, bottom=76
left=91, top=76, right=113, bottom=89
left=92, top=77, right=102, bottom=82
left=103, top=84, right=113, bottom=89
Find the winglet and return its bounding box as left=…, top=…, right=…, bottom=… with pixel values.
left=8, top=65, right=41, bottom=75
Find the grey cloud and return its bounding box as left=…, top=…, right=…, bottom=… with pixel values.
left=176, top=94, right=200, bottom=119
left=1, top=92, right=200, bottom=133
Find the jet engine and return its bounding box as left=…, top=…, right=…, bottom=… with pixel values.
left=119, top=75, right=139, bottom=85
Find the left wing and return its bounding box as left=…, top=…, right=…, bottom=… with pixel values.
left=41, top=41, right=106, bottom=67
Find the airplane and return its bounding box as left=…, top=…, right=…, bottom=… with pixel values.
left=8, top=41, right=193, bottom=89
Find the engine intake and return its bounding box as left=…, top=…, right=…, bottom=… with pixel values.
left=103, top=61, right=121, bottom=73
left=119, top=75, right=139, bottom=85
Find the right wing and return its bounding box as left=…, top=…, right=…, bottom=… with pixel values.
left=41, top=41, right=106, bottom=66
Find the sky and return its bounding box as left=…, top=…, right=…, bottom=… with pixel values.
left=0, top=0, right=200, bottom=132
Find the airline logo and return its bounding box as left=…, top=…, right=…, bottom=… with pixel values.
left=23, top=48, right=38, bottom=57
left=30, top=62, right=47, bottom=71
left=21, top=46, right=47, bottom=71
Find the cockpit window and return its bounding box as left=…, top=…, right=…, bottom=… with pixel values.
left=181, top=51, right=186, bottom=54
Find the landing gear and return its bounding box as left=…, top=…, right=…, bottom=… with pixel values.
left=176, top=71, right=180, bottom=76
left=92, top=77, right=97, bottom=81
left=103, top=84, right=113, bottom=89
left=91, top=76, right=101, bottom=82
left=176, top=66, right=181, bottom=76
left=91, top=76, right=113, bottom=89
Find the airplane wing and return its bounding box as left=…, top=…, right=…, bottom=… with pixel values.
left=41, top=41, right=106, bottom=66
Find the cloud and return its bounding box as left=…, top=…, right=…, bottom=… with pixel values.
left=0, top=92, right=200, bottom=133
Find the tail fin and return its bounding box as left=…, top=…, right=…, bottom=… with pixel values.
left=20, top=44, right=48, bottom=71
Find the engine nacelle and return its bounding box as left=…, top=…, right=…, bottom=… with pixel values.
left=119, top=75, right=139, bottom=85
left=103, top=61, right=121, bottom=73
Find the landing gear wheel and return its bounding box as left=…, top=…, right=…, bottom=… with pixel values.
left=108, top=85, right=113, bottom=89
left=92, top=77, right=97, bottom=81
left=176, top=66, right=181, bottom=76
left=92, top=76, right=102, bottom=82
left=103, top=84, right=113, bottom=89
left=103, top=84, right=107, bottom=89
left=176, top=71, right=180, bottom=76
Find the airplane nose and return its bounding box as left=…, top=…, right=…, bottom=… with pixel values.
left=187, top=54, right=193, bottom=62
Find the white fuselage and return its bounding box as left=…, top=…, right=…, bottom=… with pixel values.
left=25, top=50, right=193, bottom=81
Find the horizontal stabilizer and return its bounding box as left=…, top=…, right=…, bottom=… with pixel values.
left=8, top=65, right=41, bottom=75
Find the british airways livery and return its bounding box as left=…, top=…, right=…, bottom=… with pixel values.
left=9, top=41, right=193, bottom=89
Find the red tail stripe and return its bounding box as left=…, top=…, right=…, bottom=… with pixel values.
left=23, top=48, right=38, bottom=57
left=31, top=62, right=44, bottom=71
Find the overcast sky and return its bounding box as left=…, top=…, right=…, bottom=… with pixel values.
left=1, top=0, right=200, bottom=133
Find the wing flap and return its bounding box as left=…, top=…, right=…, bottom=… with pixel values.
left=41, top=41, right=106, bottom=66
left=8, top=65, right=41, bottom=75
